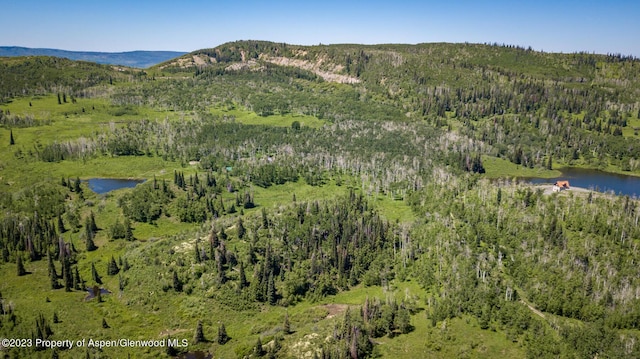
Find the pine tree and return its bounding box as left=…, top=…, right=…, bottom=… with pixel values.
left=194, top=320, right=205, bottom=343
left=89, top=211, right=98, bottom=232
left=62, top=257, right=73, bottom=292
left=238, top=261, right=248, bottom=289
left=57, top=214, right=66, bottom=233
left=91, top=263, right=102, bottom=285
left=210, top=227, right=219, bottom=249
left=253, top=337, right=264, bottom=357
left=166, top=337, right=178, bottom=356
left=85, top=229, right=97, bottom=252
left=122, top=257, right=130, bottom=271
left=173, top=271, right=182, bottom=292
left=267, top=272, right=276, bottom=305
left=102, top=318, right=109, bottom=328
left=9, top=129, right=15, bottom=145
left=217, top=323, right=229, bottom=344
left=73, top=266, right=83, bottom=290
left=74, top=177, right=82, bottom=193
left=194, top=242, right=201, bottom=263
left=237, top=217, right=246, bottom=239
left=124, top=218, right=134, bottom=241
left=107, top=256, right=119, bottom=275
left=16, top=255, right=26, bottom=276
left=53, top=311, right=59, bottom=324
left=48, top=253, right=60, bottom=289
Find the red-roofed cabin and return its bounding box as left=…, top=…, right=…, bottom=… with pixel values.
left=553, top=180, right=570, bottom=192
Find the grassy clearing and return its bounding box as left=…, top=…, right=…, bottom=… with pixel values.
left=250, top=179, right=415, bottom=224
left=212, top=107, right=327, bottom=129
left=482, top=155, right=561, bottom=179
left=375, top=314, right=526, bottom=359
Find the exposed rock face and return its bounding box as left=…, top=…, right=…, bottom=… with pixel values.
left=259, top=55, right=360, bottom=84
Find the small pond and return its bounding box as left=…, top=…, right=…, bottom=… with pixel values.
left=520, top=167, right=640, bottom=197
left=87, top=178, right=146, bottom=194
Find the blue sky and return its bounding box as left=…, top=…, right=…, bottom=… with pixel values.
left=2, top=0, right=639, bottom=56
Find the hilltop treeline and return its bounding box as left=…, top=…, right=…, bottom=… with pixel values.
left=0, top=56, right=140, bottom=103
left=153, top=41, right=640, bottom=171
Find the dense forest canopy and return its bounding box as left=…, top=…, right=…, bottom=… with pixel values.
left=0, top=40, right=639, bottom=358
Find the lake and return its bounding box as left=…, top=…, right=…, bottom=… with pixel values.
left=521, top=168, right=640, bottom=197
left=87, top=178, right=145, bottom=194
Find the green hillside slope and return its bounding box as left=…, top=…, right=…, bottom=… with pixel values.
left=0, top=41, right=639, bottom=358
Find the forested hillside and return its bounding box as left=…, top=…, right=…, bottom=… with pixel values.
left=0, top=40, right=639, bottom=358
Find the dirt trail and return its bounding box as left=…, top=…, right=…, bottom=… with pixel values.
left=520, top=299, right=545, bottom=319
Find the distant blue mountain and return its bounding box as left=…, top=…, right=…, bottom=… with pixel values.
left=0, top=46, right=187, bottom=68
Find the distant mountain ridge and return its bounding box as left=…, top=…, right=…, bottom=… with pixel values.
left=0, top=46, right=186, bottom=68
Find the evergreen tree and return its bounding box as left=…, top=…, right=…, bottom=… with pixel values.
left=9, top=129, right=15, bottom=145
left=57, top=93, right=61, bottom=105
left=210, top=227, right=219, bottom=249
left=91, top=263, right=102, bottom=285
left=547, top=154, right=553, bottom=170
left=57, top=214, right=66, bottom=233
left=102, top=318, right=109, bottom=328
left=262, top=208, right=269, bottom=229
left=238, top=261, right=248, bottom=289
left=107, top=256, right=119, bottom=275
left=194, top=320, right=205, bottom=343
left=217, top=323, right=229, bottom=344
left=62, top=257, right=73, bottom=292
left=124, top=218, right=134, bottom=241
left=237, top=217, right=246, bottom=239
left=194, top=242, right=201, bottom=263
left=35, top=312, right=53, bottom=343
left=16, top=255, right=26, bottom=276
left=216, top=257, right=226, bottom=284
left=53, top=311, right=59, bottom=324
left=166, top=337, right=179, bottom=356
left=48, top=253, right=60, bottom=289
left=173, top=271, right=182, bottom=292
left=74, top=177, right=82, bottom=193
left=122, top=257, right=130, bottom=271
left=73, top=266, right=83, bottom=290
left=89, top=211, right=98, bottom=232
left=85, top=229, right=97, bottom=252
left=267, top=272, right=277, bottom=305
left=253, top=337, right=264, bottom=357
